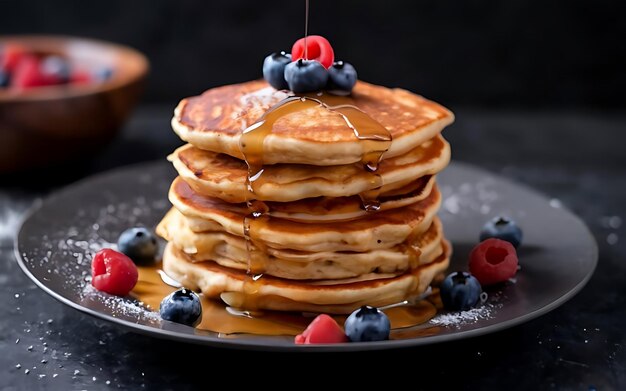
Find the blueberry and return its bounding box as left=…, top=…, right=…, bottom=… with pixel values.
left=159, top=288, right=202, bottom=327
left=284, top=59, right=328, bottom=93
left=0, top=69, right=9, bottom=87
left=117, top=227, right=158, bottom=265
left=344, top=305, right=390, bottom=342
left=41, top=56, right=71, bottom=83
left=326, top=61, right=357, bottom=94
left=94, top=67, right=113, bottom=82
left=440, top=271, right=482, bottom=311
left=262, top=51, right=291, bottom=90
left=480, top=216, right=523, bottom=248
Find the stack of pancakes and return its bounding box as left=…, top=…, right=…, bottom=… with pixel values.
left=157, top=80, right=454, bottom=314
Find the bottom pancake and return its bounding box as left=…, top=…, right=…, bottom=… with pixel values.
left=162, top=241, right=450, bottom=314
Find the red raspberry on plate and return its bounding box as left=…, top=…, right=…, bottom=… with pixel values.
left=469, top=238, right=519, bottom=286
left=295, top=314, right=348, bottom=344
left=91, top=249, right=138, bottom=296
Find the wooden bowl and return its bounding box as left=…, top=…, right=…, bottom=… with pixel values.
left=0, top=35, right=149, bottom=173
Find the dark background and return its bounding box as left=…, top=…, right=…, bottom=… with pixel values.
left=1, top=0, right=625, bottom=110
left=1, top=2, right=626, bottom=390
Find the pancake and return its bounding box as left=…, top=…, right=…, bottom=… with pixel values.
left=162, top=241, right=451, bottom=314
left=172, top=80, right=454, bottom=166
left=169, top=179, right=442, bottom=252
left=267, top=174, right=435, bottom=222
left=167, top=175, right=435, bottom=224
left=156, top=208, right=444, bottom=280
left=170, top=134, right=450, bottom=203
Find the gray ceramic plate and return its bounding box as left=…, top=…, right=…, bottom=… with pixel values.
left=15, top=161, right=597, bottom=352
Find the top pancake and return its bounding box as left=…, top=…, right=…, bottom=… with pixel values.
left=172, top=80, right=454, bottom=166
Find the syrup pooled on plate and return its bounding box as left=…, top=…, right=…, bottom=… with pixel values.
left=131, top=263, right=440, bottom=337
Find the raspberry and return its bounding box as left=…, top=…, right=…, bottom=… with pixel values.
left=11, top=56, right=66, bottom=89
left=1, top=44, right=27, bottom=73
left=291, top=35, right=335, bottom=69
left=295, top=314, right=348, bottom=344
left=10, top=56, right=46, bottom=89
left=469, top=238, right=518, bottom=286
left=91, top=249, right=138, bottom=296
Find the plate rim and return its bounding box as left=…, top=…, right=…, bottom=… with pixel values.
left=14, top=160, right=599, bottom=352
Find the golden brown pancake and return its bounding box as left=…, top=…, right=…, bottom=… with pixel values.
left=156, top=208, right=444, bottom=280
left=170, top=134, right=450, bottom=203
left=172, top=80, right=454, bottom=166
left=168, top=178, right=442, bottom=252
left=167, top=175, right=435, bottom=224
left=162, top=241, right=451, bottom=314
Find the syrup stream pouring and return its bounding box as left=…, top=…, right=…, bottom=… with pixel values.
left=304, top=0, right=309, bottom=59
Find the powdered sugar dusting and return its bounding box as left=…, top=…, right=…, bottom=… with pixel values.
left=0, top=208, right=25, bottom=241
left=81, top=285, right=161, bottom=324
left=13, top=166, right=175, bottom=386
left=20, top=186, right=170, bottom=325
left=440, top=177, right=500, bottom=217
left=429, top=290, right=507, bottom=327
left=429, top=302, right=502, bottom=327
left=0, top=193, right=31, bottom=242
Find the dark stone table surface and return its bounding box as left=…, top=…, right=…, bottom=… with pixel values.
left=1, top=105, right=624, bottom=390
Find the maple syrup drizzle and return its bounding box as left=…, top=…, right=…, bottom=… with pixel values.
left=400, top=229, right=425, bottom=269
left=238, top=94, right=392, bottom=309
left=132, top=263, right=439, bottom=336
left=240, top=208, right=268, bottom=310
left=240, top=94, right=391, bottom=203
left=311, top=93, right=392, bottom=212
left=239, top=97, right=318, bottom=310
